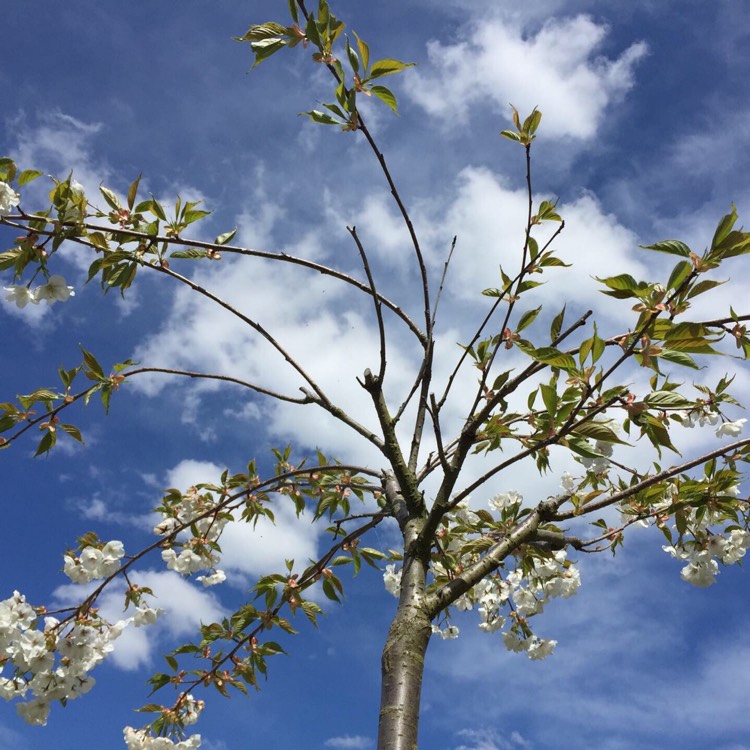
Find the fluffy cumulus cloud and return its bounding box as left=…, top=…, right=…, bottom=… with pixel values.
left=416, top=166, right=646, bottom=318
left=404, top=14, right=647, bottom=140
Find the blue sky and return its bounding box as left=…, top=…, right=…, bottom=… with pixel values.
left=2, top=1, right=750, bottom=749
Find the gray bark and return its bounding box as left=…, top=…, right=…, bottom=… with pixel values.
left=377, top=516, right=432, bottom=750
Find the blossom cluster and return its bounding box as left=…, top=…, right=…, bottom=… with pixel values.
left=618, top=474, right=750, bottom=587
left=0, top=590, right=129, bottom=726
left=154, top=487, right=227, bottom=586
left=661, top=495, right=750, bottom=587
left=676, top=409, right=747, bottom=438
left=4, top=276, right=76, bottom=308
left=64, top=540, right=125, bottom=583
left=383, top=489, right=581, bottom=659
left=124, top=727, right=201, bottom=749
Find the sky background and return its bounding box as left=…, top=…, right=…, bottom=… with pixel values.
left=2, top=1, right=750, bottom=749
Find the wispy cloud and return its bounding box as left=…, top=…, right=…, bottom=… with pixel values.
left=324, top=735, right=374, bottom=749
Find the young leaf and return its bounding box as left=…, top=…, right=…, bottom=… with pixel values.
left=368, top=58, right=415, bottom=79
left=640, top=240, right=691, bottom=257
left=18, top=170, right=43, bottom=187
left=370, top=85, right=398, bottom=114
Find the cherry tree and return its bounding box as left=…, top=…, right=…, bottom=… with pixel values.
left=2, top=2, right=750, bottom=748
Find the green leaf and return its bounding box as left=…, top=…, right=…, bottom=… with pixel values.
left=80, top=346, right=105, bottom=379
left=18, top=170, right=43, bottom=187
left=345, top=38, right=359, bottom=74
left=60, top=424, right=84, bottom=443
left=540, top=383, right=558, bottom=415
left=666, top=260, right=692, bottom=291
left=659, top=349, right=700, bottom=369
left=517, top=306, right=542, bottom=332
left=550, top=306, right=565, bottom=342
left=640, top=240, right=691, bottom=257
left=214, top=228, right=237, bottom=246
left=354, top=31, right=370, bottom=73
left=170, top=248, right=208, bottom=259
left=526, top=346, right=577, bottom=372
left=571, top=421, right=627, bottom=445
left=149, top=198, right=167, bottom=221
left=711, top=230, right=750, bottom=259
left=596, top=273, right=643, bottom=299
left=687, top=279, right=724, bottom=299
left=183, top=209, right=211, bottom=225
left=644, top=390, right=692, bottom=409
left=370, top=85, right=398, bottom=114
left=0, top=158, right=17, bottom=182
left=367, top=58, right=414, bottom=79
left=500, top=130, right=522, bottom=143
left=301, top=109, right=342, bottom=126
left=711, top=204, right=737, bottom=250
left=99, top=186, right=122, bottom=211
left=35, top=430, right=57, bottom=457
left=127, top=174, right=142, bottom=210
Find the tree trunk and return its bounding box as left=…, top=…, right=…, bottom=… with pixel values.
left=377, top=602, right=432, bottom=750
left=377, top=524, right=432, bottom=750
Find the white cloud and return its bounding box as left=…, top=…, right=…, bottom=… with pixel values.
left=324, top=735, right=374, bottom=749
left=455, top=727, right=530, bottom=750
left=404, top=15, right=647, bottom=140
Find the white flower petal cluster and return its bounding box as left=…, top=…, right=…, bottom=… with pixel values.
left=0, top=181, right=20, bottom=215
left=195, top=570, right=226, bottom=588
left=580, top=440, right=614, bottom=473
left=4, top=275, right=76, bottom=309
left=162, top=548, right=219, bottom=575
left=663, top=546, right=718, bottom=587
left=716, top=419, right=747, bottom=438
left=431, top=624, right=459, bottom=640
left=0, top=591, right=129, bottom=725
left=664, top=527, right=750, bottom=587
left=488, top=490, right=522, bottom=513
left=133, top=606, right=164, bottom=628
left=123, top=727, right=201, bottom=750
left=382, top=564, right=402, bottom=597
left=155, top=488, right=228, bottom=583
left=501, top=632, right=557, bottom=659
left=675, top=409, right=720, bottom=428
left=64, top=540, right=125, bottom=583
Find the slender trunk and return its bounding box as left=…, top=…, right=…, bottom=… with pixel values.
left=377, top=517, right=432, bottom=750
left=377, top=602, right=432, bottom=749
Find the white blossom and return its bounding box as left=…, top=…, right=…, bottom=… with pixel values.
left=489, top=490, right=522, bottom=513
left=196, top=570, right=226, bottom=587
left=3, top=285, right=38, bottom=308
left=527, top=636, right=557, bottom=660
left=133, top=607, right=164, bottom=628
left=431, top=624, right=459, bottom=640
left=162, top=547, right=216, bottom=575
left=716, top=419, right=747, bottom=438
left=64, top=541, right=125, bottom=583
left=0, top=181, right=20, bottom=215
left=35, top=275, right=75, bottom=304
left=16, top=698, right=50, bottom=726
left=123, top=727, right=202, bottom=750
left=383, top=564, right=401, bottom=597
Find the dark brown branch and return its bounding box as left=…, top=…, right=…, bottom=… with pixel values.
left=348, top=226, right=387, bottom=383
